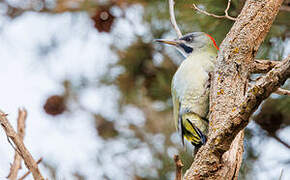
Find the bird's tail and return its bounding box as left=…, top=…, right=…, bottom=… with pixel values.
left=180, top=113, right=208, bottom=147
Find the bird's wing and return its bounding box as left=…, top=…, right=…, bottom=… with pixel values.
left=171, top=88, right=179, bottom=130
left=172, top=87, right=185, bottom=146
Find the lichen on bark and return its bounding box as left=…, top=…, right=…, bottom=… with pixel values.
left=184, top=0, right=286, bottom=179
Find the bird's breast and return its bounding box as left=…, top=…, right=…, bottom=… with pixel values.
left=172, top=54, right=215, bottom=117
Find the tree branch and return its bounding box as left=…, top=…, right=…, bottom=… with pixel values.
left=280, top=5, right=290, bottom=12
left=218, top=131, right=244, bottom=180
left=192, top=0, right=237, bottom=21
left=275, top=88, right=290, bottom=96
left=184, top=0, right=285, bottom=179
left=169, top=0, right=182, bottom=38
left=0, top=110, right=44, bottom=180
left=19, top=158, right=43, bottom=180
left=271, top=134, right=290, bottom=149
left=7, top=108, right=27, bottom=180
left=174, top=155, right=184, bottom=180
left=237, top=54, right=290, bottom=126
left=250, top=59, right=280, bottom=73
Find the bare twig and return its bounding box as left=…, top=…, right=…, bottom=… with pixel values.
left=224, top=0, right=232, bottom=17
left=169, top=0, right=182, bottom=38
left=271, top=134, right=290, bottom=149
left=192, top=0, right=236, bottom=21
left=275, top=88, right=290, bottom=96
left=173, top=155, right=184, bottom=180
left=0, top=110, right=44, bottom=180
left=19, top=158, right=43, bottom=180
left=7, top=108, right=27, bottom=180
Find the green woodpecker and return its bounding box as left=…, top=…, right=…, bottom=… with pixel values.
left=156, top=32, right=218, bottom=148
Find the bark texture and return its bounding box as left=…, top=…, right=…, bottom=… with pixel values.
left=251, top=59, right=279, bottom=73
left=184, top=0, right=285, bottom=179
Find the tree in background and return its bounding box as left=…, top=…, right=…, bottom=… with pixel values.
left=0, top=0, right=289, bottom=179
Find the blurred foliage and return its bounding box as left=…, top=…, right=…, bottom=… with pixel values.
left=43, top=95, right=66, bottom=116
left=254, top=97, right=290, bottom=135
left=2, top=0, right=289, bottom=179
left=115, top=37, right=177, bottom=104
left=95, top=114, right=119, bottom=139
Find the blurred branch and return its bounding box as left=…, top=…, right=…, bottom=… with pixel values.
left=271, top=134, right=290, bottom=149
left=169, top=0, right=182, bottom=38
left=19, top=158, right=43, bottom=180
left=174, top=155, right=184, bottom=180
left=280, top=5, right=290, bottom=12
left=275, top=88, right=290, bottom=96
left=279, top=169, right=284, bottom=180
left=7, top=108, right=27, bottom=180
left=0, top=110, right=44, bottom=180
left=192, top=0, right=237, bottom=21
left=250, top=59, right=279, bottom=73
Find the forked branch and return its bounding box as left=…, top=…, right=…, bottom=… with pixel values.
left=238, top=55, right=290, bottom=124
left=249, top=58, right=290, bottom=96
left=7, top=108, right=27, bottom=180
left=19, top=158, right=43, bottom=180
left=192, top=0, right=236, bottom=21
left=0, top=110, right=44, bottom=180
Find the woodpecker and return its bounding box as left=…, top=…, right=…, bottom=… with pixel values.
left=156, top=32, right=218, bottom=148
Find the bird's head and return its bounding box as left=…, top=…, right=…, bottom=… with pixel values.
left=155, top=32, right=219, bottom=57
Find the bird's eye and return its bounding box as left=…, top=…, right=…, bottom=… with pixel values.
left=185, top=37, right=192, bottom=42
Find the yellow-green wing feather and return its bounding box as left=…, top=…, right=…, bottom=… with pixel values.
left=171, top=87, right=179, bottom=131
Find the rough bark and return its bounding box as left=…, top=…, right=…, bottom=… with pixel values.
left=250, top=59, right=279, bottom=73
left=18, top=158, right=43, bottom=180
left=217, top=131, right=244, bottom=180
left=184, top=0, right=285, bottom=179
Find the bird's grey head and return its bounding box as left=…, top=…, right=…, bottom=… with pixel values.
left=156, top=32, right=219, bottom=57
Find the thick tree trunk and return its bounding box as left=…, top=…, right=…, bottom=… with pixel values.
left=183, top=0, right=285, bottom=179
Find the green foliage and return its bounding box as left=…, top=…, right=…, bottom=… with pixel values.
left=116, top=37, right=177, bottom=104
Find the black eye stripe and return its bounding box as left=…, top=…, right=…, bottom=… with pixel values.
left=180, top=43, right=193, bottom=53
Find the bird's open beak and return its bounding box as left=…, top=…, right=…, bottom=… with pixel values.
left=154, top=39, right=180, bottom=46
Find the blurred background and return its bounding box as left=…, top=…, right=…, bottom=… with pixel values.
left=0, top=0, right=289, bottom=179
